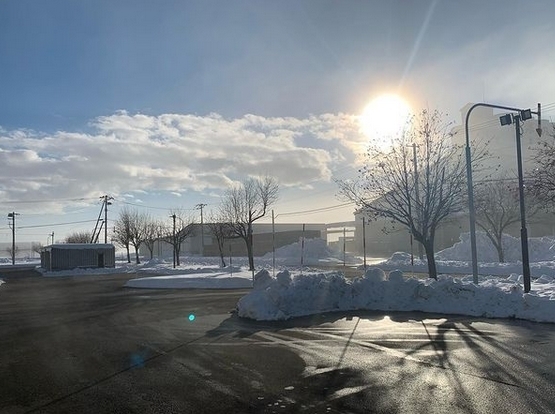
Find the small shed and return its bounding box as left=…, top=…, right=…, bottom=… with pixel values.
left=41, top=244, right=116, bottom=271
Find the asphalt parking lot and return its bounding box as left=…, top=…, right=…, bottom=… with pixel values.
left=2, top=269, right=555, bottom=414
left=0, top=271, right=302, bottom=413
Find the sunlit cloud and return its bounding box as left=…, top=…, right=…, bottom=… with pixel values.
left=0, top=112, right=365, bottom=212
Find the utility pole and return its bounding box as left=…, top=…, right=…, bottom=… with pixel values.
left=195, top=203, right=207, bottom=256
left=7, top=212, right=19, bottom=265
left=102, top=195, right=113, bottom=244
left=171, top=213, right=176, bottom=268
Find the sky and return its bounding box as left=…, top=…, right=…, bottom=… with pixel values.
left=1, top=0, right=555, bottom=244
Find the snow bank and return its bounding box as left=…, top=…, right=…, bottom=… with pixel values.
left=237, top=268, right=555, bottom=323
left=262, top=238, right=359, bottom=265
left=437, top=232, right=555, bottom=263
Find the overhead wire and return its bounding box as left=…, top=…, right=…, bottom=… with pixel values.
left=276, top=202, right=355, bottom=218
left=18, top=219, right=98, bottom=230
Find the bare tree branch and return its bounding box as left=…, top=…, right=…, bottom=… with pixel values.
left=339, top=109, right=489, bottom=279
left=220, top=176, right=279, bottom=271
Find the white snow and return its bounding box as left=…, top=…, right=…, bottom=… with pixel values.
left=237, top=268, right=555, bottom=323
left=436, top=232, right=555, bottom=263
left=6, top=236, right=555, bottom=324
left=262, top=238, right=360, bottom=265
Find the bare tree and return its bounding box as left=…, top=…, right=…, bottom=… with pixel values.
left=531, top=126, right=555, bottom=203
left=127, top=209, right=150, bottom=264
left=474, top=176, right=541, bottom=263
left=65, top=231, right=92, bottom=243
left=5, top=245, right=19, bottom=259
left=206, top=213, right=235, bottom=267
left=143, top=219, right=165, bottom=260
left=164, top=210, right=196, bottom=266
left=114, top=208, right=133, bottom=263
left=220, top=176, right=279, bottom=271
left=31, top=242, right=43, bottom=255
left=339, top=109, right=486, bottom=279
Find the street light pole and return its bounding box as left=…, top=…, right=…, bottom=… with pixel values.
left=466, top=102, right=541, bottom=290
left=513, top=114, right=532, bottom=292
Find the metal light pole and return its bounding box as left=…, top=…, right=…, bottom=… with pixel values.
left=465, top=102, right=541, bottom=289
left=514, top=114, right=531, bottom=292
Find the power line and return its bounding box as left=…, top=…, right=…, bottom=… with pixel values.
left=0, top=196, right=97, bottom=205
left=277, top=202, right=355, bottom=218
left=117, top=199, right=195, bottom=211
left=18, top=219, right=97, bottom=230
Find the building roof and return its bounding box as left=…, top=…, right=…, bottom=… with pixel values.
left=43, top=243, right=114, bottom=250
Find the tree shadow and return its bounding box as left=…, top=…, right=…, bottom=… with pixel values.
left=204, top=310, right=555, bottom=413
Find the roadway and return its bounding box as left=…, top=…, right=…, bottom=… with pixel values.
left=1, top=270, right=555, bottom=413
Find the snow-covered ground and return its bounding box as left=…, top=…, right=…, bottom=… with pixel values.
left=3, top=235, right=555, bottom=324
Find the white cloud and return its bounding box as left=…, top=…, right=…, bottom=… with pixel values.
left=0, top=112, right=364, bottom=213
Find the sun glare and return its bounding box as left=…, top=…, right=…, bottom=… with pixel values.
left=359, top=94, right=412, bottom=142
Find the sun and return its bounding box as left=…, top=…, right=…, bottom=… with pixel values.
left=359, top=94, right=412, bottom=141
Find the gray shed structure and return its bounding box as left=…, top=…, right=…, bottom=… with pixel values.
left=41, top=244, right=116, bottom=271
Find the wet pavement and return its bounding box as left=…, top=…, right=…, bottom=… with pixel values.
left=1, top=271, right=555, bottom=413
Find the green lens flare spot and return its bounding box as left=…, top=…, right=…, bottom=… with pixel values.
left=188, top=314, right=196, bottom=322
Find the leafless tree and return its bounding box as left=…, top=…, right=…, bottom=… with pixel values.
left=164, top=210, right=196, bottom=266
left=143, top=219, right=165, bottom=260
left=339, top=109, right=487, bottom=279
left=220, top=176, right=279, bottom=271
left=127, top=209, right=151, bottom=264
left=475, top=176, right=541, bottom=263
left=65, top=231, right=92, bottom=243
left=531, top=126, right=555, bottom=203
left=114, top=208, right=133, bottom=263
left=114, top=207, right=151, bottom=264
left=206, top=213, right=235, bottom=267
left=5, top=245, right=18, bottom=259
left=31, top=242, right=43, bottom=255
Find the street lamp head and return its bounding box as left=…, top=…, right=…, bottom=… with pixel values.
left=521, top=109, right=533, bottom=121
left=499, top=114, right=513, bottom=126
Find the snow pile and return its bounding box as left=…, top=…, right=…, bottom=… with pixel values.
left=263, top=238, right=359, bottom=265
left=237, top=268, right=555, bottom=323
left=436, top=232, right=555, bottom=263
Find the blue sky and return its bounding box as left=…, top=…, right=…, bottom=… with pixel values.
left=1, top=0, right=555, bottom=244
